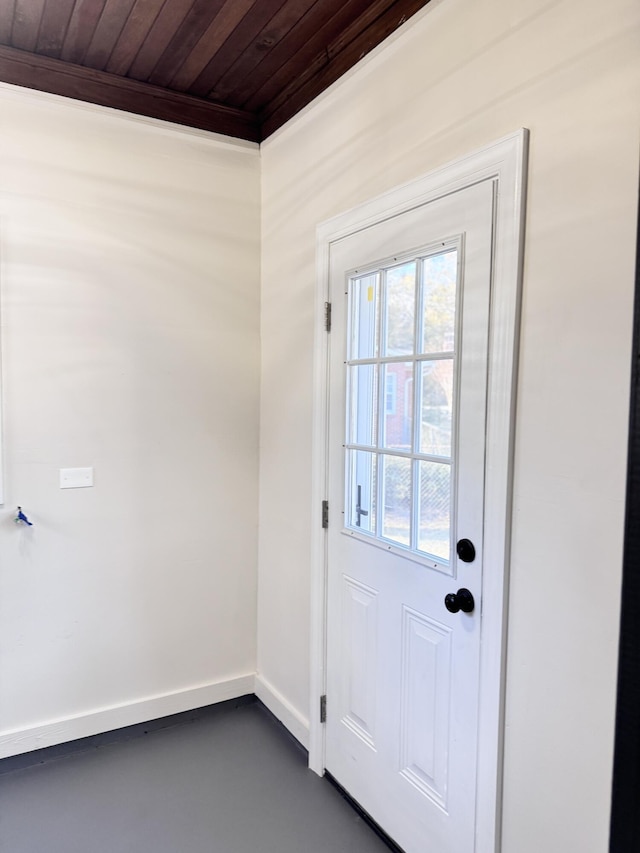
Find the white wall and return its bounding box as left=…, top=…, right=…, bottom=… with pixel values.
left=0, top=88, right=261, bottom=754
left=258, top=0, right=640, bottom=850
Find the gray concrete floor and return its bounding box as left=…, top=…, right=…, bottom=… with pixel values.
left=0, top=698, right=392, bottom=853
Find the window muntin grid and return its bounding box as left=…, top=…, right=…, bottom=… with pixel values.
left=344, top=246, right=459, bottom=565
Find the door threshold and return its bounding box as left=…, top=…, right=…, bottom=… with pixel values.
left=325, top=771, right=406, bottom=853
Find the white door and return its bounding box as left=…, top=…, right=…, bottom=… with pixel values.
left=325, top=180, right=494, bottom=853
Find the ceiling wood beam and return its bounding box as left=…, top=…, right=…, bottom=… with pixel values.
left=0, top=43, right=260, bottom=141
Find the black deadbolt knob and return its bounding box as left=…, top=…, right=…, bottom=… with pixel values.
left=456, top=538, right=476, bottom=563
left=444, top=588, right=475, bottom=614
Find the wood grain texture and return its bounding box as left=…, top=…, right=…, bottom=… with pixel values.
left=11, top=0, right=45, bottom=52
left=84, top=0, right=138, bottom=70
left=127, top=0, right=195, bottom=81
left=0, top=43, right=260, bottom=140
left=168, top=0, right=257, bottom=92
left=241, top=0, right=377, bottom=112
left=0, top=1, right=16, bottom=46
left=61, top=0, right=108, bottom=64
left=105, top=0, right=165, bottom=76
left=206, top=0, right=319, bottom=105
left=188, top=0, right=290, bottom=98
left=147, top=0, right=226, bottom=88
left=35, top=0, right=76, bottom=58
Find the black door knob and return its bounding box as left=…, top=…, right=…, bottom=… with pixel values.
left=444, top=588, right=475, bottom=614
left=456, top=538, right=476, bottom=563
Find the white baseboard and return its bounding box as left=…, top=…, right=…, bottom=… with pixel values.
left=254, top=673, right=310, bottom=750
left=0, top=674, right=255, bottom=760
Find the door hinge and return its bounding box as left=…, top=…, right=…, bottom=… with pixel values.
left=322, top=500, right=329, bottom=529
left=324, top=301, right=332, bottom=332
left=320, top=694, right=327, bottom=723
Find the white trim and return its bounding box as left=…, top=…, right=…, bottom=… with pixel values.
left=310, top=129, right=528, bottom=852
left=0, top=223, right=4, bottom=506
left=0, top=83, right=259, bottom=153
left=0, top=674, right=255, bottom=759
left=309, top=212, right=332, bottom=775
left=254, top=674, right=310, bottom=750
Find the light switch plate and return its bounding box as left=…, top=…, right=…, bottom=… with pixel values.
left=60, top=467, right=94, bottom=489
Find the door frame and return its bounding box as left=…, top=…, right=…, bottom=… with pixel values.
left=309, top=130, right=529, bottom=853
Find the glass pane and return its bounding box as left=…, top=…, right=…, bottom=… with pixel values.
left=350, top=274, right=379, bottom=360
left=419, top=360, right=454, bottom=457
left=381, top=455, right=411, bottom=546
left=382, top=262, right=416, bottom=356
left=421, top=251, right=457, bottom=354
left=381, top=362, right=413, bottom=452
left=349, top=364, right=377, bottom=446
left=418, top=461, right=451, bottom=561
left=348, top=450, right=377, bottom=533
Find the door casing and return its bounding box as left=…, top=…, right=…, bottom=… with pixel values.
left=310, top=130, right=529, bottom=853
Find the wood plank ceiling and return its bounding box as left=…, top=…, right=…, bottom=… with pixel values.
left=0, top=0, right=432, bottom=142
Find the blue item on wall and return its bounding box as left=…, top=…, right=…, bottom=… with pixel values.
left=15, top=507, right=33, bottom=526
